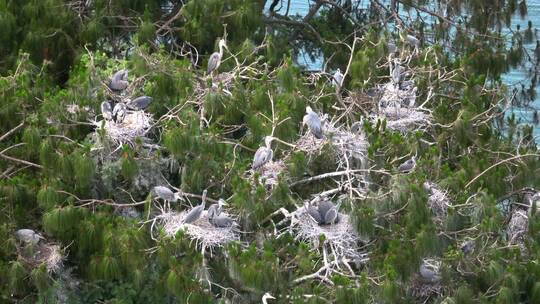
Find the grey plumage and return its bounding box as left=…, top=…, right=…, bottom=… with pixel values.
left=388, top=42, right=397, bottom=54
left=207, top=199, right=227, bottom=219
left=15, top=229, right=43, bottom=245
left=303, top=106, right=324, bottom=139
left=398, top=156, right=416, bottom=173
left=391, top=60, right=401, bottom=84
left=109, top=69, right=129, bottom=91
left=252, top=136, right=274, bottom=170
left=332, top=68, right=344, bottom=88
left=304, top=202, right=323, bottom=224
left=351, top=120, right=364, bottom=134
left=101, top=101, right=113, bottom=120
left=113, top=102, right=127, bottom=123
left=153, top=186, right=177, bottom=202
left=324, top=207, right=340, bottom=225
left=460, top=240, right=475, bottom=255
left=210, top=214, right=234, bottom=228
left=183, top=189, right=207, bottom=224
left=406, top=34, right=420, bottom=48
left=207, top=39, right=227, bottom=75
left=419, top=259, right=441, bottom=283
left=127, top=96, right=152, bottom=110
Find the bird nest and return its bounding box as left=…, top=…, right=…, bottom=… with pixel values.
left=408, top=258, right=444, bottom=302
left=378, top=83, right=416, bottom=108
left=506, top=209, right=528, bottom=254
left=17, top=243, right=65, bottom=274
left=424, top=182, right=450, bottom=226
left=290, top=205, right=363, bottom=260
left=158, top=210, right=240, bottom=250
left=93, top=111, right=153, bottom=145
left=194, top=72, right=235, bottom=97
left=372, top=106, right=431, bottom=133
left=256, top=160, right=286, bottom=190
left=296, top=121, right=369, bottom=168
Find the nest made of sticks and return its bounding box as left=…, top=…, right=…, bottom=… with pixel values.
left=160, top=210, right=240, bottom=250
left=296, top=120, right=369, bottom=168
left=373, top=106, right=431, bottom=133
left=93, top=110, right=153, bottom=145
left=194, top=72, right=235, bottom=97
left=17, top=243, right=65, bottom=274
left=257, top=160, right=286, bottom=190
left=409, top=274, right=444, bottom=302
left=291, top=205, right=363, bottom=260
left=424, top=182, right=450, bottom=225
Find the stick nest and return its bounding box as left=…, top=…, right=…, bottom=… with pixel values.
left=18, top=243, right=65, bottom=274
left=93, top=111, right=153, bottom=145
left=424, top=182, right=450, bottom=225
left=257, top=160, right=286, bottom=189
left=291, top=205, right=363, bottom=260
left=160, top=210, right=240, bottom=250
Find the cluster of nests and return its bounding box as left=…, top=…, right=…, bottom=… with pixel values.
left=149, top=187, right=240, bottom=251
left=369, top=58, right=431, bottom=133
left=14, top=229, right=64, bottom=274
left=92, top=69, right=154, bottom=145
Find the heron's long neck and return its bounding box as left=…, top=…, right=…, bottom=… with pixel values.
left=219, top=44, right=224, bottom=57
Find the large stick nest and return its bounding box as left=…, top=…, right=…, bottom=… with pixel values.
left=93, top=110, right=153, bottom=146
left=424, top=182, right=450, bottom=226
left=17, top=242, right=65, bottom=274
left=159, top=210, right=240, bottom=250
left=290, top=205, right=364, bottom=260
left=256, top=160, right=286, bottom=190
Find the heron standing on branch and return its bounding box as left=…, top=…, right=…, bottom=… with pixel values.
left=109, top=69, right=128, bottom=91
left=252, top=136, right=274, bottom=170
left=207, top=39, right=228, bottom=76
left=398, top=156, right=416, bottom=173
left=332, top=68, right=344, bottom=89
left=153, top=186, right=181, bottom=211
left=303, top=106, right=324, bottom=139
left=183, top=189, right=207, bottom=224
left=127, top=96, right=152, bottom=111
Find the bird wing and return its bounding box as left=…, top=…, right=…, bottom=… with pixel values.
left=252, top=147, right=269, bottom=169
left=308, top=114, right=323, bottom=139
left=207, top=52, right=221, bottom=74
left=324, top=208, right=338, bottom=225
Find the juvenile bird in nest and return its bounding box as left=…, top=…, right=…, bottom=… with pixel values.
left=252, top=136, right=274, bottom=170
left=303, top=106, right=324, bottom=139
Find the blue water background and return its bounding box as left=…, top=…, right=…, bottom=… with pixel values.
left=266, top=0, right=540, bottom=140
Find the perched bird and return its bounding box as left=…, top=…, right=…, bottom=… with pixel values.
left=15, top=229, right=44, bottom=245
left=332, top=68, right=344, bottom=88
left=252, top=136, right=274, bottom=170
left=183, top=190, right=207, bottom=224
left=323, top=201, right=341, bottom=225
left=262, top=293, right=276, bottom=304
left=419, top=259, right=442, bottom=283
left=303, top=106, right=324, bottom=139
left=351, top=119, right=364, bottom=134
left=391, top=60, right=402, bottom=85
left=113, top=102, right=127, bottom=123
left=304, top=201, right=323, bottom=224
left=127, top=96, right=152, bottom=111
left=207, top=39, right=227, bottom=75
left=398, top=156, right=416, bottom=173
left=406, top=34, right=420, bottom=49
left=109, top=69, right=129, bottom=91
left=460, top=240, right=475, bottom=255
left=210, top=213, right=234, bottom=228
left=101, top=101, right=113, bottom=121
left=207, top=199, right=227, bottom=219
left=153, top=186, right=180, bottom=211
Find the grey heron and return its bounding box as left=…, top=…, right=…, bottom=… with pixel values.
left=351, top=119, right=364, bottom=134
left=302, top=106, right=324, bottom=139
left=210, top=213, right=234, bottom=228
left=406, top=34, right=420, bottom=49
left=183, top=189, right=207, bottom=224
left=391, top=60, right=402, bottom=85
left=109, top=69, right=128, bottom=91
left=304, top=201, right=323, bottom=224
left=127, top=96, right=152, bottom=111
left=332, top=68, right=344, bottom=88
left=15, top=229, right=44, bottom=245
left=419, top=259, right=441, bottom=283
left=207, top=39, right=227, bottom=75
left=252, top=136, right=274, bottom=170
left=460, top=240, right=475, bottom=255
left=113, top=102, right=127, bottom=123
left=262, top=293, right=275, bottom=304
left=323, top=201, right=341, bottom=225
left=398, top=156, right=416, bottom=173
left=101, top=101, right=113, bottom=121
left=153, top=186, right=180, bottom=211
left=207, top=198, right=227, bottom=219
